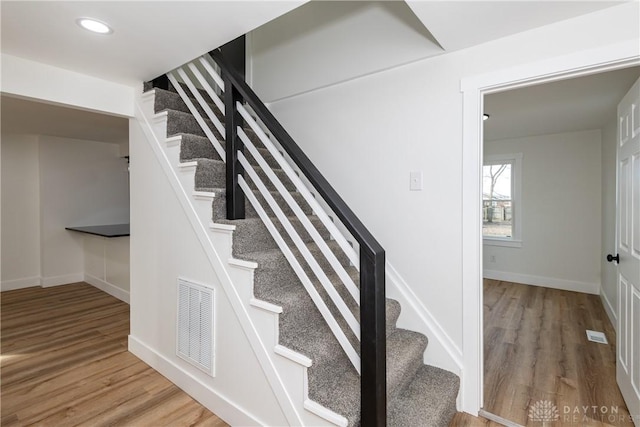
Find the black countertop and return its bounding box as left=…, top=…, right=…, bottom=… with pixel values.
left=66, top=224, right=130, bottom=237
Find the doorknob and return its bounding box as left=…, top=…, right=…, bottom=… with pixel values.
left=607, top=254, right=620, bottom=263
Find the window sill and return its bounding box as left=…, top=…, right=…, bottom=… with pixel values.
left=483, top=238, right=522, bottom=248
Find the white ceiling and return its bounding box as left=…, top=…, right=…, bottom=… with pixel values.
left=484, top=66, right=640, bottom=141
left=0, top=1, right=305, bottom=86
left=1, top=95, right=128, bottom=144
left=1, top=1, right=636, bottom=145
left=0, top=1, right=629, bottom=88
left=405, top=1, right=625, bottom=52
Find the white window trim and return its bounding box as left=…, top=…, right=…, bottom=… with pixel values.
left=483, top=153, right=522, bottom=248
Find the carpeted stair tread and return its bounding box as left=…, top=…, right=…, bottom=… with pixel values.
left=248, top=253, right=427, bottom=427
left=388, top=365, right=460, bottom=427
left=152, top=87, right=225, bottom=122
left=161, top=106, right=267, bottom=150
left=240, top=240, right=351, bottom=293
left=168, top=81, right=217, bottom=103
left=194, top=158, right=296, bottom=192
left=164, top=109, right=223, bottom=141
left=386, top=329, right=429, bottom=400
left=217, top=215, right=331, bottom=255
left=194, top=159, right=226, bottom=191
left=304, top=328, right=429, bottom=427
left=280, top=265, right=400, bottom=337
left=179, top=133, right=284, bottom=170
left=178, top=134, right=218, bottom=162
left=207, top=187, right=313, bottom=221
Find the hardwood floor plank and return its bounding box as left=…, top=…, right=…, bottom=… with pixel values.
left=0, top=283, right=228, bottom=427
left=483, top=280, right=634, bottom=427
left=449, top=411, right=505, bottom=426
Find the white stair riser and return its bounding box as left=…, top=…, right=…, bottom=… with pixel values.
left=209, top=228, right=234, bottom=261
left=163, top=139, right=181, bottom=164
left=225, top=265, right=258, bottom=312
left=177, top=164, right=197, bottom=192
left=248, top=306, right=280, bottom=349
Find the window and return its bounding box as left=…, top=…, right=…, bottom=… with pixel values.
left=483, top=153, right=522, bottom=247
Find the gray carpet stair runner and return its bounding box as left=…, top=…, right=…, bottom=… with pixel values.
left=147, top=84, right=459, bottom=426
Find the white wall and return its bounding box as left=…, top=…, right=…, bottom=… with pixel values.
left=250, top=0, right=442, bottom=102
left=1, top=133, right=129, bottom=290
left=84, top=235, right=130, bottom=303
left=39, top=136, right=129, bottom=287
left=483, top=130, right=602, bottom=294
left=128, top=118, right=288, bottom=426
left=250, top=2, right=639, bottom=358
left=601, top=115, right=618, bottom=322
left=1, top=134, right=41, bottom=289
left=0, top=54, right=135, bottom=117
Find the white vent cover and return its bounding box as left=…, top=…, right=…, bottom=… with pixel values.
left=586, top=329, right=608, bottom=344
left=177, top=279, right=215, bottom=376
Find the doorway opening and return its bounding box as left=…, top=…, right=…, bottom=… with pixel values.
left=478, top=67, right=640, bottom=426
left=459, top=42, right=640, bottom=418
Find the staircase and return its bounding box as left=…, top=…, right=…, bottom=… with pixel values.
left=139, top=51, right=459, bottom=426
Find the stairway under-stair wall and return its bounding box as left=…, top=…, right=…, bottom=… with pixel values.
left=128, top=50, right=460, bottom=426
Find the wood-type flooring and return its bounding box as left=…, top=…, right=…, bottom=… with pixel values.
left=482, top=279, right=634, bottom=427
left=1, top=283, right=227, bottom=426
left=4, top=280, right=630, bottom=426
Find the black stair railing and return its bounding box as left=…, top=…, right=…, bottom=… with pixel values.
left=210, top=49, right=386, bottom=426
left=153, top=48, right=386, bottom=426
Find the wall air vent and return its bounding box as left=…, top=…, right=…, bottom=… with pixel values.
left=177, top=279, right=215, bottom=376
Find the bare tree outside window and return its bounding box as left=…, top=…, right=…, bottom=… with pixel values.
left=483, top=163, right=512, bottom=238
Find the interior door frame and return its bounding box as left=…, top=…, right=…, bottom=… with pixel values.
left=459, top=40, right=640, bottom=415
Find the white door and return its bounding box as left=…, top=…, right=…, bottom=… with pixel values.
left=616, top=76, right=640, bottom=423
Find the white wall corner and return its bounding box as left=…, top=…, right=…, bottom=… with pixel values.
left=84, top=273, right=130, bottom=304
left=40, top=273, right=84, bottom=288
left=600, top=290, right=617, bottom=331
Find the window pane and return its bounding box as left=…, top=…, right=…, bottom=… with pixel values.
left=483, top=163, right=513, bottom=238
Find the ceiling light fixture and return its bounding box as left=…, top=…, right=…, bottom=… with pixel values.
left=77, top=18, right=113, bottom=34
left=483, top=114, right=490, bottom=121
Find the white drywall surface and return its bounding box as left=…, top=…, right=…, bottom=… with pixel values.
left=250, top=1, right=443, bottom=102
left=128, top=118, right=288, bottom=426
left=38, top=136, right=129, bottom=286
left=601, top=115, right=618, bottom=322
left=249, top=2, right=639, bottom=354
left=483, top=130, right=602, bottom=294
left=1, top=135, right=41, bottom=289
left=0, top=54, right=135, bottom=117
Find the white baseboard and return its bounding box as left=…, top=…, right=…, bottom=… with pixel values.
left=1, top=276, right=41, bottom=291
left=483, top=269, right=600, bottom=295
left=85, top=274, right=130, bottom=304
left=41, top=273, right=84, bottom=288
left=600, top=290, right=617, bottom=331
left=386, top=263, right=463, bottom=374
left=128, top=335, right=265, bottom=426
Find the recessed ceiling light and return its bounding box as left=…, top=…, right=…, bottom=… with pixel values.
left=483, top=114, right=490, bottom=121
left=77, top=18, right=113, bottom=35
